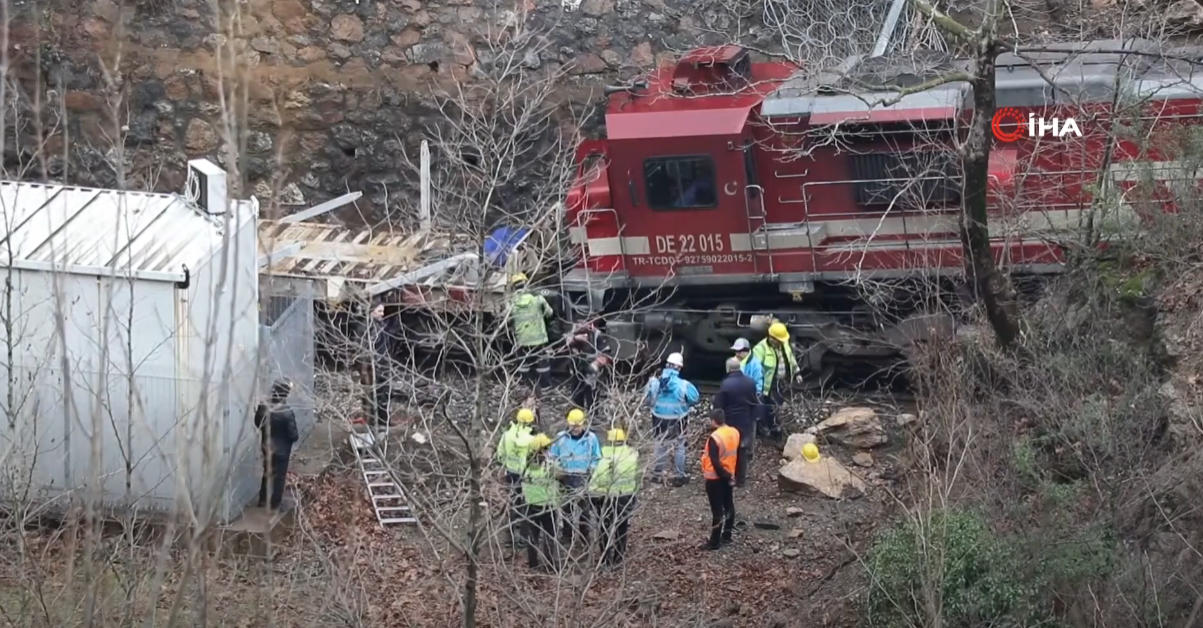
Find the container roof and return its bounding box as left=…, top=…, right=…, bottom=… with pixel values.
left=258, top=220, right=476, bottom=285
left=0, top=180, right=253, bottom=282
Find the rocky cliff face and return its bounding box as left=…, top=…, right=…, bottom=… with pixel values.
left=8, top=0, right=743, bottom=223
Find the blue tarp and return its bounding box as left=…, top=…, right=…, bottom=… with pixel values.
left=484, top=226, right=531, bottom=267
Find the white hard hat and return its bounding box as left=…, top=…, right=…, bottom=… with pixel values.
left=731, top=338, right=751, bottom=351
left=666, top=352, right=684, bottom=367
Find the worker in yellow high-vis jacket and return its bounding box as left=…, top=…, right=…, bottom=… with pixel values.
left=588, top=427, right=640, bottom=566
left=522, top=433, right=562, bottom=571
left=508, top=273, right=554, bottom=397
left=496, top=408, right=537, bottom=546
left=750, top=322, right=802, bottom=440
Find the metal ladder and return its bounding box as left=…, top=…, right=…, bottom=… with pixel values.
left=349, top=430, right=417, bottom=527
left=743, top=183, right=775, bottom=276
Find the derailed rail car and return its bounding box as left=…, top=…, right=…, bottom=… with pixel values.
left=258, top=219, right=570, bottom=370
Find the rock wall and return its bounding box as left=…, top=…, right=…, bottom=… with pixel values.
left=8, top=0, right=735, bottom=223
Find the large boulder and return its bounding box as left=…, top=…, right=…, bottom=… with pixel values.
left=778, top=456, right=867, bottom=499
left=782, top=432, right=817, bottom=460
left=806, top=406, right=888, bottom=449
left=1167, top=0, right=1203, bottom=28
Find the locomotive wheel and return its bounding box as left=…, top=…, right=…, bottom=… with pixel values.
left=794, top=362, right=835, bottom=392
left=789, top=339, right=835, bottom=392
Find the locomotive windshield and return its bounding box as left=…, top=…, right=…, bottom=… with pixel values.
left=643, top=156, right=718, bottom=210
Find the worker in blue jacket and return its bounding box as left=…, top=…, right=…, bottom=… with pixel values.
left=731, top=338, right=765, bottom=392
left=645, top=352, right=700, bottom=487
left=549, top=408, right=601, bottom=550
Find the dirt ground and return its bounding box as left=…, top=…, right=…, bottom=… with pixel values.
left=0, top=378, right=907, bottom=628
left=269, top=384, right=906, bottom=628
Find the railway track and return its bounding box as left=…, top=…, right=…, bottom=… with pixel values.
left=692, top=370, right=914, bottom=401
left=693, top=379, right=914, bottom=403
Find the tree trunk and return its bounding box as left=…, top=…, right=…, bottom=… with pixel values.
left=462, top=318, right=487, bottom=628
left=463, top=472, right=480, bottom=628
left=961, top=38, right=1020, bottom=348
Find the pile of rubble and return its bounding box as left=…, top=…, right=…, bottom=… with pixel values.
left=778, top=406, right=919, bottom=499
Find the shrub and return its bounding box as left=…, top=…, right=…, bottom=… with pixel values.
left=865, top=508, right=1032, bottom=628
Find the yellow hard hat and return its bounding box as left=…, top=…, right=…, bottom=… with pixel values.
left=516, top=408, right=535, bottom=424
left=510, top=272, right=528, bottom=285
left=769, top=322, right=790, bottom=342
left=530, top=433, right=553, bottom=450
left=607, top=427, right=626, bottom=442
left=566, top=408, right=586, bottom=425
left=802, top=442, right=820, bottom=463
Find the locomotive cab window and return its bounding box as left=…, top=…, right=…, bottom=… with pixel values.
left=644, top=156, right=718, bottom=210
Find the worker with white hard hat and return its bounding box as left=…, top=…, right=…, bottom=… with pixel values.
left=750, top=321, right=802, bottom=441
left=730, top=337, right=766, bottom=483
left=644, top=351, right=700, bottom=486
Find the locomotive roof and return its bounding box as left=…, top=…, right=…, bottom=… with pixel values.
left=761, top=38, right=1203, bottom=119
left=762, top=49, right=970, bottom=121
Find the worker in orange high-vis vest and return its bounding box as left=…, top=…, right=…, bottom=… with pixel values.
left=700, top=408, right=740, bottom=550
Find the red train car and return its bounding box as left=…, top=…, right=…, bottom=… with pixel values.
left=561, top=41, right=1203, bottom=383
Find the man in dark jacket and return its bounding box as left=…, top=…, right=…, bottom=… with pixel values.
left=362, top=301, right=399, bottom=430
left=255, top=379, right=300, bottom=510
left=712, top=357, right=760, bottom=487
left=566, top=320, right=612, bottom=418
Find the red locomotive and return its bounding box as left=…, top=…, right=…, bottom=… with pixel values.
left=561, top=40, right=1201, bottom=384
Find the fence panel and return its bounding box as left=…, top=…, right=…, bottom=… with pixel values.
left=262, top=296, right=317, bottom=442
left=222, top=294, right=317, bottom=519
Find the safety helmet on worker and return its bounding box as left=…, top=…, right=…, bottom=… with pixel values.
left=607, top=427, right=627, bottom=442
left=566, top=408, right=587, bottom=425
left=530, top=433, right=554, bottom=451
left=510, top=272, right=528, bottom=285
left=769, top=322, right=790, bottom=342
left=515, top=408, right=535, bottom=424
left=666, top=352, right=684, bottom=368
left=731, top=338, right=751, bottom=352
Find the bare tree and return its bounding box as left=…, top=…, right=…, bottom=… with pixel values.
left=852, top=10, right=1203, bottom=624
left=274, top=11, right=731, bottom=626
left=0, top=5, right=309, bottom=627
